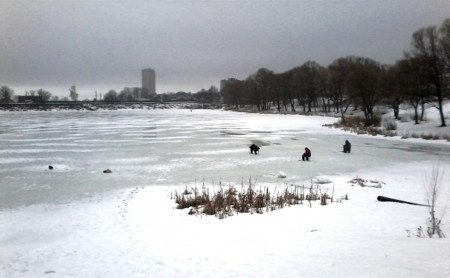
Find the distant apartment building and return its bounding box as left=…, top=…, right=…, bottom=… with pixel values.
left=142, top=68, right=156, bottom=98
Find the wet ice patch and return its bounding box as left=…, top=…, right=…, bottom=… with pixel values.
left=107, top=157, right=159, bottom=164
left=191, top=149, right=243, bottom=155
left=0, top=157, right=37, bottom=164
left=250, top=140, right=271, bottom=146
left=312, top=177, right=332, bottom=184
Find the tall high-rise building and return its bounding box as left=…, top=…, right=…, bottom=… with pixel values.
left=141, top=68, right=156, bottom=96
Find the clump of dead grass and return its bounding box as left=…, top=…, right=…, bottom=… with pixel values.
left=348, top=177, right=385, bottom=188
left=172, top=179, right=348, bottom=219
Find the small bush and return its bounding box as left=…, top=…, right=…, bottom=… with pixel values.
left=333, top=115, right=396, bottom=138
left=410, top=133, right=420, bottom=138
left=421, top=133, right=434, bottom=140
left=431, top=134, right=441, bottom=140
left=367, top=114, right=382, bottom=127
left=339, top=116, right=365, bottom=128
left=423, top=164, right=446, bottom=238
left=382, top=117, right=397, bottom=131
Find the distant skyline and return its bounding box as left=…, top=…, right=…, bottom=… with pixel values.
left=1, top=0, right=450, bottom=99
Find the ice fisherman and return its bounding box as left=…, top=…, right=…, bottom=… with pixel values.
left=249, top=143, right=260, bottom=154
left=302, top=147, right=311, bottom=161
left=343, top=140, right=351, bottom=153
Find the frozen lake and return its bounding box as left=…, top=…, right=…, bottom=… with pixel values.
left=1, top=109, right=449, bottom=210
left=0, top=109, right=450, bottom=211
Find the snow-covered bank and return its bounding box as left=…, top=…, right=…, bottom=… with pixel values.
left=0, top=109, right=449, bottom=277
left=392, top=102, right=450, bottom=139
left=0, top=101, right=221, bottom=112
left=1, top=161, right=449, bottom=277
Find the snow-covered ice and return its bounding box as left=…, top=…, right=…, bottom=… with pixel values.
left=0, top=108, right=449, bottom=277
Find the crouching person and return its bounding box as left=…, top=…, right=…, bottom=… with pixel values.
left=249, top=144, right=260, bottom=154
left=343, top=140, right=351, bottom=153
left=302, top=147, right=311, bottom=161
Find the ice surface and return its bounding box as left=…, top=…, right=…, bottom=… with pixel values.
left=0, top=108, right=449, bottom=277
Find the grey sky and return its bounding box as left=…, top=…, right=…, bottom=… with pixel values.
left=1, top=0, right=449, bottom=99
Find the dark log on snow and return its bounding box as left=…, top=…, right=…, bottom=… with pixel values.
left=377, top=195, right=429, bottom=207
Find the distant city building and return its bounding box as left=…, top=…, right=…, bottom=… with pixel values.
left=142, top=68, right=156, bottom=98
left=17, top=95, right=43, bottom=103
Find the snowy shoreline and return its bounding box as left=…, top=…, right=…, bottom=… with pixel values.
left=0, top=102, right=221, bottom=111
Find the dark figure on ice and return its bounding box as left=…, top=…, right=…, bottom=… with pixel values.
left=249, top=144, right=260, bottom=154
left=343, top=140, right=351, bottom=153
left=302, top=147, right=311, bottom=161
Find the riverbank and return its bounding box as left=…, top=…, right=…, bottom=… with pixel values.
left=0, top=101, right=222, bottom=111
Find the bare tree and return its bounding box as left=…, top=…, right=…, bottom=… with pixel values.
left=396, top=57, right=430, bottom=124
left=381, top=65, right=403, bottom=120
left=103, top=90, right=119, bottom=102
left=289, top=66, right=307, bottom=112
left=439, top=18, right=450, bottom=75
left=247, top=68, right=274, bottom=110
left=37, top=89, right=52, bottom=102
left=345, top=57, right=382, bottom=126
left=315, top=67, right=330, bottom=112
left=26, top=90, right=36, bottom=96
left=119, top=88, right=136, bottom=102
left=267, top=72, right=290, bottom=112
left=0, top=86, right=14, bottom=103
left=226, top=79, right=256, bottom=108
left=410, top=23, right=447, bottom=127
left=294, top=61, right=322, bottom=112
left=424, top=163, right=446, bottom=238
left=328, top=57, right=354, bottom=123
left=282, top=70, right=297, bottom=112
left=69, top=85, right=79, bottom=101
left=195, top=86, right=221, bottom=103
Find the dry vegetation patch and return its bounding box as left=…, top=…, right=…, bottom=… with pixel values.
left=348, top=177, right=384, bottom=188
left=172, top=180, right=348, bottom=219
left=325, top=115, right=449, bottom=141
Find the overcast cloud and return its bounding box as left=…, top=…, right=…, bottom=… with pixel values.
left=1, top=0, right=449, bottom=99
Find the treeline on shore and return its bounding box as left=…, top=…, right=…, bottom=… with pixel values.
left=221, top=18, right=450, bottom=127
left=0, top=86, right=222, bottom=106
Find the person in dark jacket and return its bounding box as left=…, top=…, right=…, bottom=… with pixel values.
left=302, top=147, right=311, bottom=161
left=249, top=143, right=260, bottom=154
left=343, top=140, right=351, bottom=153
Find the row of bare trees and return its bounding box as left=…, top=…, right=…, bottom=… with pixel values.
left=222, top=18, right=450, bottom=127
left=0, top=86, right=79, bottom=103
left=0, top=86, right=55, bottom=102
left=103, top=85, right=221, bottom=103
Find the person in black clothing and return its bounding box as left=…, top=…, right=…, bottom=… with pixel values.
left=249, top=144, right=260, bottom=154
left=343, top=140, right=351, bottom=153
left=302, top=147, right=311, bottom=161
